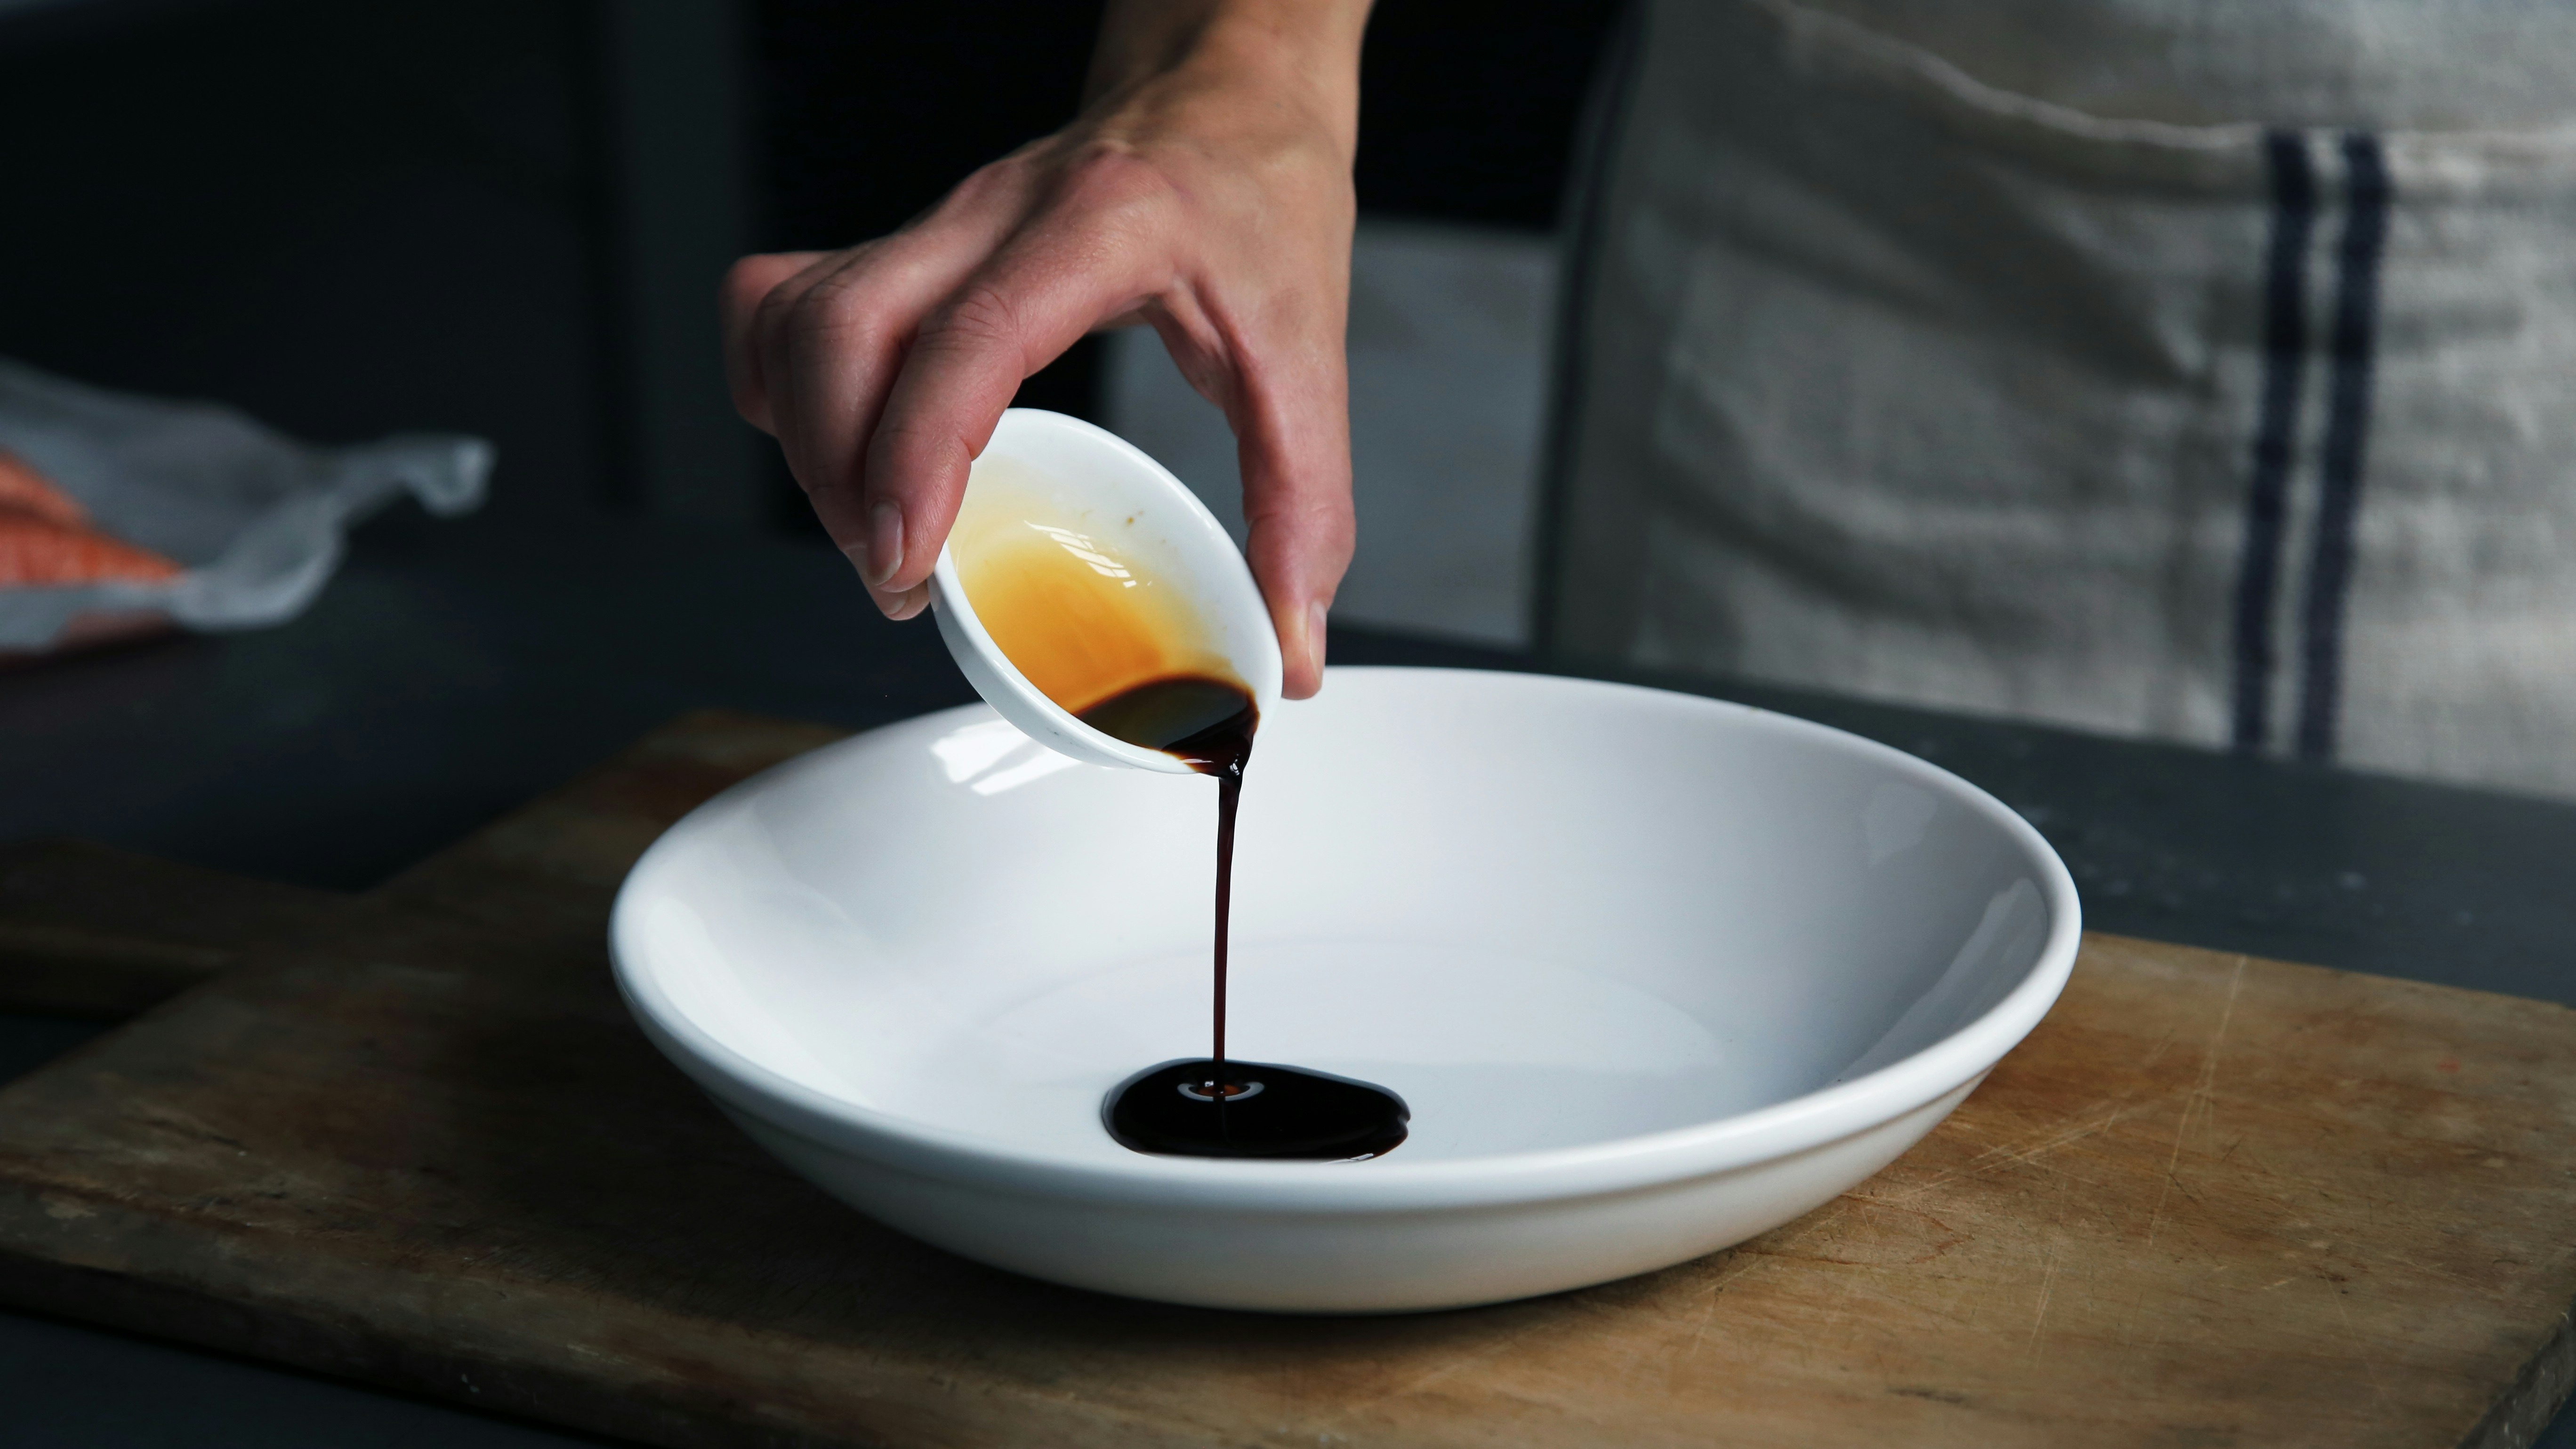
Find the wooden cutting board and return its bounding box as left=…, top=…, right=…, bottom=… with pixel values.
left=1, top=710, right=2570, bottom=1449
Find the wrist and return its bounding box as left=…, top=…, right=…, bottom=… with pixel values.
left=1086, top=0, right=1369, bottom=154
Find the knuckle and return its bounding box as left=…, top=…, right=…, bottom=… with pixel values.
left=947, top=154, right=1029, bottom=209
left=921, top=283, right=1026, bottom=354
left=1056, top=142, right=1179, bottom=218
left=784, top=273, right=894, bottom=351
left=750, top=279, right=808, bottom=339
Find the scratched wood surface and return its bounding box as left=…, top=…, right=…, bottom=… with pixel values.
left=1, top=709, right=2571, bottom=1449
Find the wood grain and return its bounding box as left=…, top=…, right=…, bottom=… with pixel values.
left=0, top=708, right=2569, bottom=1448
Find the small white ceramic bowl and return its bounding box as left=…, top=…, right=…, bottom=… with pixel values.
left=927, top=407, right=1281, bottom=774
left=610, top=668, right=2080, bottom=1312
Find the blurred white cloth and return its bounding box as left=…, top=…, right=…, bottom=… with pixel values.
left=0, top=358, right=490, bottom=651
left=1550, top=0, right=2576, bottom=799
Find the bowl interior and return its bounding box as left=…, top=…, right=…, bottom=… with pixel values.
left=619, top=670, right=2065, bottom=1167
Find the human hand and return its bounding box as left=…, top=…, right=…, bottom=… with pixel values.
left=720, top=0, right=1370, bottom=698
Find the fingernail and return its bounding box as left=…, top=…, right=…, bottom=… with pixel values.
left=1306, top=601, right=1329, bottom=664
left=865, top=501, right=904, bottom=588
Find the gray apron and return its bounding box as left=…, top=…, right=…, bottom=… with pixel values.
left=1542, top=0, right=2576, bottom=799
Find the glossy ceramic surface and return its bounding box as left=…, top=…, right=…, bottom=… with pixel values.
left=610, top=668, right=2082, bottom=1312
left=927, top=407, right=1281, bottom=773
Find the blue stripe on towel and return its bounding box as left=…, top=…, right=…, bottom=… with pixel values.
left=2231, top=131, right=2317, bottom=751
left=2296, top=132, right=2391, bottom=763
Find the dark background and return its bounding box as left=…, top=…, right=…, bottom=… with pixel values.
left=0, top=0, right=1619, bottom=529
left=761, top=0, right=1613, bottom=244
left=0, top=0, right=611, bottom=517
left=755, top=0, right=1620, bottom=523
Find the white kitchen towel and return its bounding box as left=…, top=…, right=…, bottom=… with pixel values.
left=0, top=358, right=490, bottom=651
left=1543, top=0, right=2576, bottom=799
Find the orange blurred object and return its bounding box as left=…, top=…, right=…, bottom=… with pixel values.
left=0, top=448, right=90, bottom=530
left=0, top=449, right=183, bottom=588
left=0, top=512, right=184, bottom=587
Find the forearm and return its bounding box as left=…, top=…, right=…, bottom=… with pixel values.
left=1085, top=0, right=1374, bottom=158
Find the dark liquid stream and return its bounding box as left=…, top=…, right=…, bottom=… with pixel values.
left=1079, top=676, right=1409, bottom=1160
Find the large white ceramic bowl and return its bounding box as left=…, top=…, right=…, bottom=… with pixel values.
left=610, top=668, right=2080, bottom=1312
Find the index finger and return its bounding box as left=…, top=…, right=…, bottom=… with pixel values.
left=857, top=216, right=1161, bottom=595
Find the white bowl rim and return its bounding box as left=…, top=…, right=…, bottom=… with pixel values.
left=610, top=666, right=2083, bottom=1213
left=925, top=407, right=1281, bottom=776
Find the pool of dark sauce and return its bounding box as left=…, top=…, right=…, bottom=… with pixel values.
left=1080, top=675, right=1409, bottom=1161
